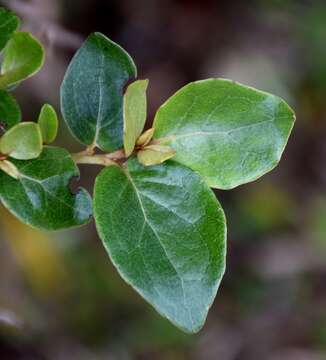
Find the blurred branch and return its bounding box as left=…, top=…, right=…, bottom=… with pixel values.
left=1, top=0, right=83, bottom=50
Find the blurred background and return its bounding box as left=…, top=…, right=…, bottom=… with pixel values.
left=0, top=0, right=325, bottom=359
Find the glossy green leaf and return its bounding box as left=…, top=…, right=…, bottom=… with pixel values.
left=137, top=145, right=176, bottom=166
left=123, top=79, right=149, bottom=156
left=0, top=122, right=42, bottom=160
left=0, top=89, right=21, bottom=130
left=94, top=159, right=226, bottom=333
left=61, top=32, right=137, bottom=151
left=0, top=147, right=92, bottom=230
left=38, top=104, right=58, bottom=144
left=0, top=7, right=20, bottom=51
left=153, top=78, right=295, bottom=189
left=0, top=32, right=45, bottom=88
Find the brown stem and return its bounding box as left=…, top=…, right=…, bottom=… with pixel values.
left=106, top=149, right=126, bottom=160
left=71, top=148, right=127, bottom=167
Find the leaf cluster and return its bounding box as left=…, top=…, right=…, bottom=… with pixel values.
left=0, top=7, right=295, bottom=333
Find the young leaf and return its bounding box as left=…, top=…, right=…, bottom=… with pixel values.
left=137, top=144, right=176, bottom=166
left=0, top=89, right=21, bottom=130
left=0, top=7, right=20, bottom=51
left=61, top=32, right=137, bottom=151
left=0, top=147, right=92, bottom=230
left=0, top=32, right=45, bottom=88
left=123, top=79, right=149, bottom=156
left=0, top=122, right=42, bottom=160
left=153, top=79, right=295, bottom=189
left=0, top=160, right=20, bottom=179
left=136, top=127, right=154, bottom=147
left=94, top=159, right=226, bottom=333
left=38, top=104, right=58, bottom=144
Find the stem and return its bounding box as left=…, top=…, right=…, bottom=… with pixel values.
left=71, top=148, right=127, bottom=166
left=71, top=153, right=117, bottom=166
left=106, top=149, right=125, bottom=160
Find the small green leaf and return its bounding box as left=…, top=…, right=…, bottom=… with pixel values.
left=0, top=122, right=42, bottom=160
left=38, top=104, right=58, bottom=144
left=123, top=79, right=149, bottom=156
left=0, top=32, right=45, bottom=88
left=137, top=145, right=176, bottom=166
left=0, top=89, right=21, bottom=130
left=0, top=7, right=20, bottom=51
left=136, top=127, right=154, bottom=147
left=0, top=147, right=92, bottom=230
left=61, top=32, right=137, bottom=151
left=153, top=79, right=295, bottom=189
left=94, top=159, right=226, bottom=333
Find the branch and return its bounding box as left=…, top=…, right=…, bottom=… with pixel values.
left=1, top=0, right=84, bottom=50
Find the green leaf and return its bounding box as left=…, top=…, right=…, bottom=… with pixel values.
left=94, top=159, right=226, bottom=333
left=0, top=7, right=20, bottom=52
left=123, top=79, right=149, bottom=156
left=38, top=104, right=58, bottom=144
left=0, top=122, right=42, bottom=160
left=0, top=89, right=21, bottom=130
left=137, top=145, right=176, bottom=166
left=0, top=31, right=45, bottom=88
left=153, top=79, right=295, bottom=189
left=61, top=32, right=137, bottom=151
left=0, top=147, right=92, bottom=230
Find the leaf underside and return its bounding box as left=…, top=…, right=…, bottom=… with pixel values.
left=0, top=147, right=92, bottom=230
left=61, top=32, right=137, bottom=151
left=94, top=159, right=226, bottom=333
left=123, top=79, right=148, bottom=156
left=137, top=145, right=176, bottom=166
left=153, top=78, right=295, bottom=190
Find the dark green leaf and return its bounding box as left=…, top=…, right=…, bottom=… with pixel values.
left=0, top=32, right=44, bottom=88
left=123, top=79, right=148, bottom=156
left=61, top=32, right=137, bottom=151
left=94, top=159, right=226, bottom=333
left=0, top=89, right=21, bottom=130
left=38, top=104, right=58, bottom=144
left=0, top=147, right=92, bottom=230
left=0, top=7, right=20, bottom=51
left=0, top=122, right=42, bottom=160
left=153, top=79, right=295, bottom=189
